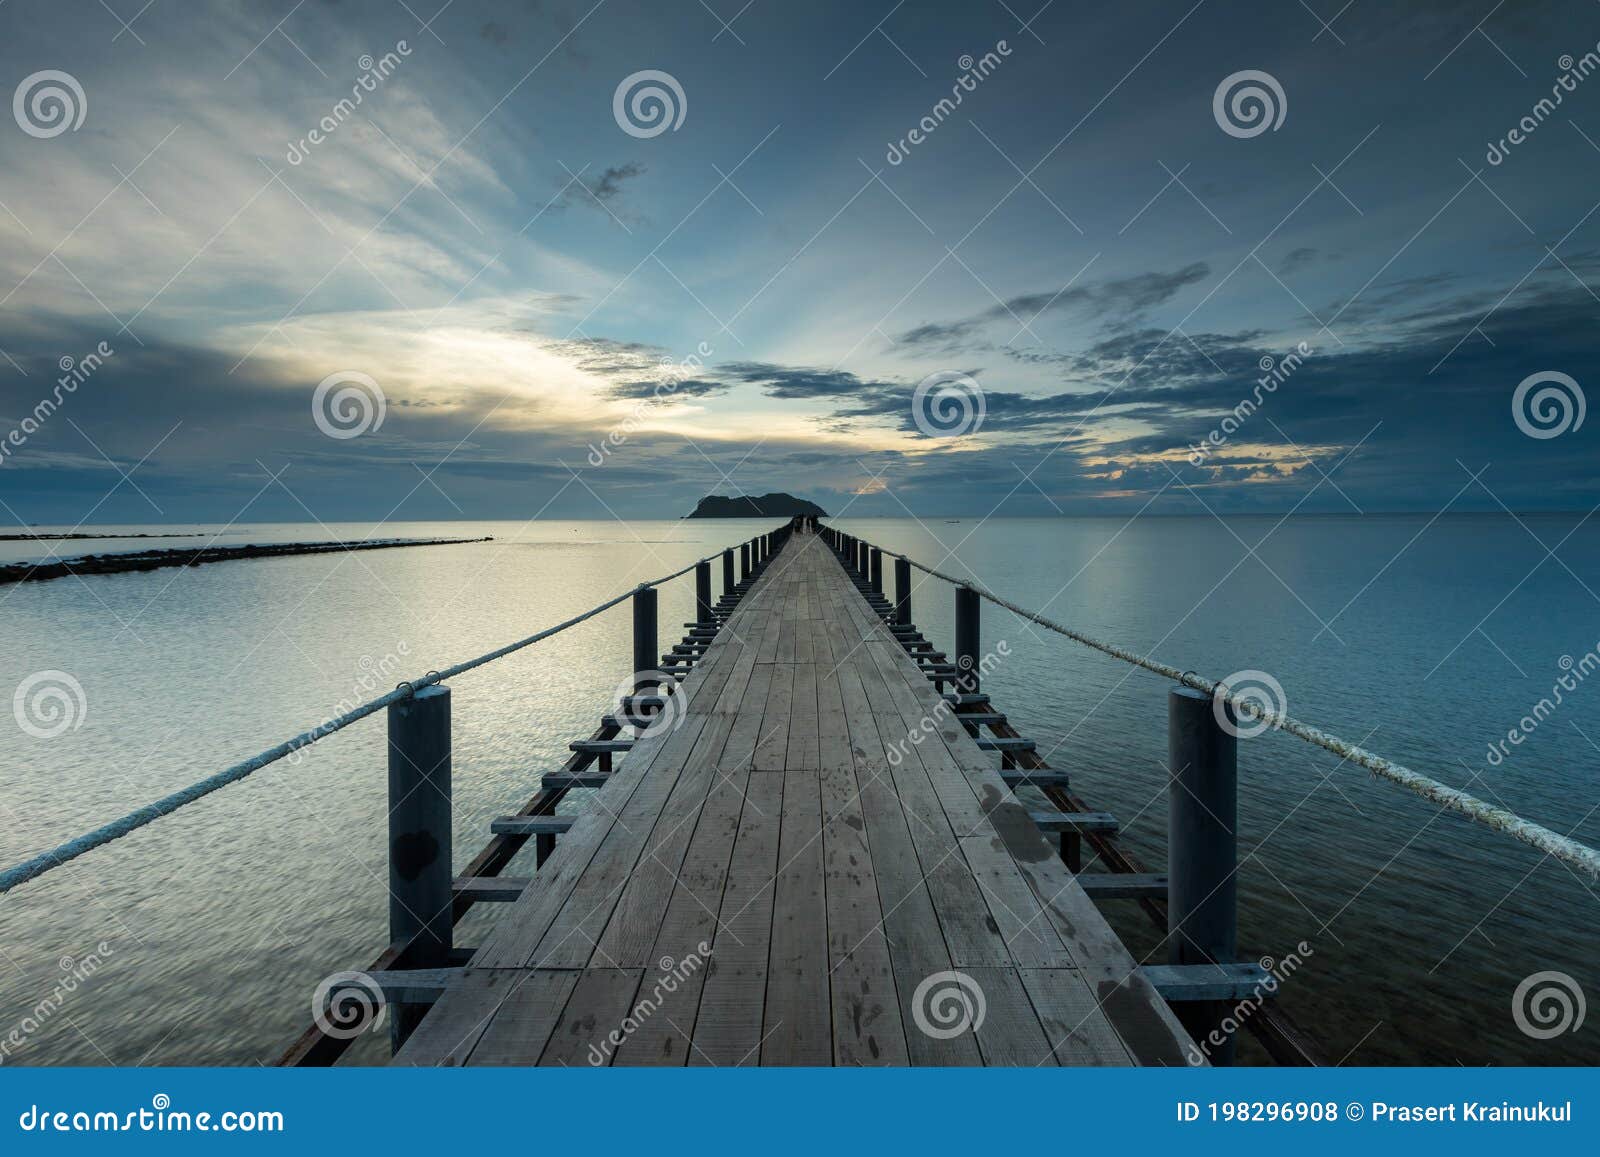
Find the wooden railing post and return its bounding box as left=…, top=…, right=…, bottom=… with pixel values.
left=741, top=542, right=751, bottom=580
left=633, top=585, right=658, bottom=686
left=870, top=547, right=883, bottom=593
left=387, top=684, right=452, bottom=1051
left=722, top=548, right=735, bottom=598
left=695, top=561, right=712, bottom=624
left=955, top=585, right=980, bottom=695
left=1168, top=685, right=1239, bottom=1065
left=857, top=540, right=868, bottom=576
left=894, top=558, right=912, bottom=624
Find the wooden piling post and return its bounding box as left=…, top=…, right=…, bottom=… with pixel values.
left=955, top=585, right=980, bottom=694
left=1168, top=685, right=1239, bottom=1065
left=633, top=585, right=658, bottom=685
left=894, top=557, right=912, bottom=624
left=695, top=561, right=712, bottom=624
left=741, top=542, right=751, bottom=580
left=387, top=683, right=452, bottom=1051
left=870, top=547, right=883, bottom=593
left=722, top=548, right=735, bottom=599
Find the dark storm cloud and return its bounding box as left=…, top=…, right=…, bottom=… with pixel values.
left=895, top=263, right=1212, bottom=349
left=718, top=363, right=886, bottom=399
left=606, top=377, right=732, bottom=401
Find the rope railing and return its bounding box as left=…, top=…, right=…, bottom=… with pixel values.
left=855, top=537, right=1600, bottom=879
left=0, top=540, right=773, bottom=896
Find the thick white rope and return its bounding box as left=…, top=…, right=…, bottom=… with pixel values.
left=0, top=542, right=764, bottom=894
left=884, top=549, right=1600, bottom=878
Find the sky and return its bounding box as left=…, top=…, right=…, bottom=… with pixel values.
left=1, top=0, right=1598, bottom=523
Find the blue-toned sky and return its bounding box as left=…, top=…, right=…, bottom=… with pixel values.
left=1, top=0, right=1597, bottom=522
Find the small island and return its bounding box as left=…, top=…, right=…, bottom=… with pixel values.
left=685, top=492, right=827, bottom=519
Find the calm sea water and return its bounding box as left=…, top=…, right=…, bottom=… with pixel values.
left=1, top=516, right=1596, bottom=1066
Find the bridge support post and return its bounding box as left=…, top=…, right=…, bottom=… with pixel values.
left=633, top=585, right=658, bottom=685
left=955, top=585, right=980, bottom=695
left=857, top=541, right=868, bottom=577
left=695, top=561, right=712, bottom=624
left=870, top=547, right=882, bottom=593
left=1168, top=685, right=1239, bottom=1065
left=741, top=542, right=751, bottom=581
left=722, top=548, right=735, bottom=599
left=386, top=683, right=452, bottom=1052
left=894, top=558, right=912, bottom=624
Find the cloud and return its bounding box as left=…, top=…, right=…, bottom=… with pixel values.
left=895, top=262, right=1212, bottom=349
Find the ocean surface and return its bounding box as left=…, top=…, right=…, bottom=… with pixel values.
left=1, top=515, right=1596, bottom=1066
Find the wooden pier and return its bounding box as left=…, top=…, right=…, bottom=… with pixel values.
left=387, top=525, right=1199, bottom=1066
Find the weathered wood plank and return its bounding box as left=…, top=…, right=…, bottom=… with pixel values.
left=464, top=969, right=581, bottom=1066
left=538, top=968, right=645, bottom=1066
left=690, top=771, right=783, bottom=1065
left=761, top=766, right=830, bottom=1064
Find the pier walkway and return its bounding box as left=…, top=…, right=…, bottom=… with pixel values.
left=394, top=528, right=1195, bottom=1066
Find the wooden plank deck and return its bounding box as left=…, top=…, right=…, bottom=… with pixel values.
left=394, top=529, right=1198, bottom=1066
